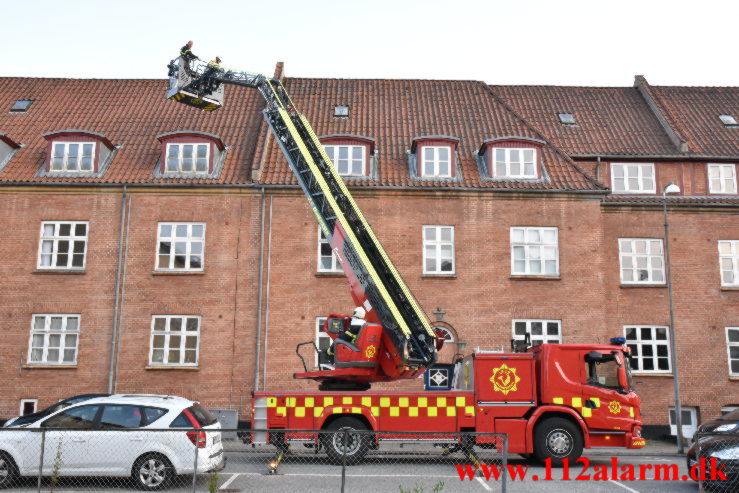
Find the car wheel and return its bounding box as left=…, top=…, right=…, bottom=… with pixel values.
left=533, top=417, right=583, bottom=465
left=0, top=452, right=18, bottom=490
left=321, top=417, right=371, bottom=465
left=132, top=453, right=174, bottom=491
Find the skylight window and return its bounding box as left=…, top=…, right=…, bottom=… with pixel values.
left=334, top=105, right=349, bottom=118
left=10, top=100, right=33, bottom=113
left=558, top=113, right=576, bottom=125
left=719, top=115, right=738, bottom=127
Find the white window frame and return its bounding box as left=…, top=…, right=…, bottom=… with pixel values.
left=510, top=227, right=559, bottom=276
left=719, top=240, right=739, bottom=287
left=421, top=146, right=452, bottom=178
left=156, top=222, right=206, bottom=271
left=727, top=327, right=739, bottom=377
left=19, top=399, right=38, bottom=416
left=317, top=227, right=342, bottom=273
left=149, top=315, right=201, bottom=367
left=726, top=327, right=739, bottom=377
left=610, top=163, right=656, bottom=194
left=165, top=143, right=210, bottom=174
left=37, top=221, right=88, bottom=270
left=315, top=317, right=330, bottom=367
left=618, top=238, right=665, bottom=285
left=624, top=325, right=671, bottom=374
left=323, top=145, right=366, bottom=176
left=434, top=327, right=454, bottom=343
left=512, top=319, right=562, bottom=346
left=50, top=141, right=96, bottom=172
left=708, top=163, right=737, bottom=194
left=422, top=226, right=455, bottom=275
left=492, top=147, right=537, bottom=179
left=27, top=314, right=80, bottom=365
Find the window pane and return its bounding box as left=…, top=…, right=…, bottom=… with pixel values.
left=192, top=225, right=204, bottom=238
left=170, top=318, right=182, bottom=331
left=67, top=317, right=79, bottom=331
left=186, top=318, right=199, bottom=331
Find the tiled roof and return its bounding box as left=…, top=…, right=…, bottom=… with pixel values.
left=647, top=84, right=739, bottom=156
left=492, top=81, right=739, bottom=159
left=0, top=77, right=265, bottom=184
left=257, top=77, right=603, bottom=191
left=491, top=85, right=678, bottom=156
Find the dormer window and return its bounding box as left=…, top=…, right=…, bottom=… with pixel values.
left=51, top=142, right=95, bottom=172
left=156, top=131, right=227, bottom=178
left=166, top=143, right=209, bottom=174
left=0, top=134, right=21, bottom=173
left=478, top=137, right=545, bottom=181
left=410, top=136, right=459, bottom=180
left=40, top=130, right=116, bottom=177
left=319, top=134, right=374, bottom=178
left=493, top=148, right=537, bottom=178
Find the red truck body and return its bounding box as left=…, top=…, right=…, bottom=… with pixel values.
left=252, top=343, right=645, bottom=459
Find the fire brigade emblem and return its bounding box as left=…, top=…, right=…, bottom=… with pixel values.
left=608, top=400, right=622, bottom=415
left=365, top=345, right=377, bottom=359
left=490, top=364, right=520, bottom=396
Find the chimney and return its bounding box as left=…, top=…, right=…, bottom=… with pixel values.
left=273, top=62, right=285, bottom=81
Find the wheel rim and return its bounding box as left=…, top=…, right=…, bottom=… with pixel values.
left=547, top=430, right=572, bottom=456
left=0, top=457, right=8, bottom=479
left=139, top=458, right=166, bottom=487
left=332, top=427, right=362, bottom=456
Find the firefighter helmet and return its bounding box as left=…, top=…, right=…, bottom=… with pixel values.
left=353, top=307, right=366, bottom=319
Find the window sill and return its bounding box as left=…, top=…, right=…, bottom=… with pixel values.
left=23, top=364, right=78, bottom=369
left=721, top=286, right=739, bottom=291
left=151, top=270, right=205, bottom=276
left=620, top=284, right=666, bottom=288
left=729, top=376, right=739, bottom=381
left=145, top=365, right=199, bottom=371
left=315, top=272, right=345, bottom=278
left=509, top=275, right=561, bottom=281
left=33, top=269, right=86, bottom=275
left=422, top=274, right=457, bottom=279
left=632, top=373, right=673, bottom=378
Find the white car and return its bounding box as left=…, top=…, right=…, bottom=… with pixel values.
left=0, top=394, right=224, bottom=490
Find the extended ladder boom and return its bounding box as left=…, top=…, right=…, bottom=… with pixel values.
left=167, top=59, right=438, bottom=371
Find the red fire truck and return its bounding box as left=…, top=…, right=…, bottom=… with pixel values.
left=252, top=341, right=644, bottom=463
left=166, top=55, right=645, bottom=465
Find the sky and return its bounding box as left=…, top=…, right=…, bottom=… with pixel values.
left=3, top=0, right=738, bottom=86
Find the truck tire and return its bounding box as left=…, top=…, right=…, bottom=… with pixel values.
left=322, top=417, right=371, bottom=465
left=533, top=417, right=583, bottom=465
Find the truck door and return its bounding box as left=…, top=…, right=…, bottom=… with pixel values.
left=581, top=351, right=636, bottom=433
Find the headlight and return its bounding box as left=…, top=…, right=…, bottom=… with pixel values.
left=715, top=423, right=739, bottom=432
left=710, top=446, right=739, bottom=460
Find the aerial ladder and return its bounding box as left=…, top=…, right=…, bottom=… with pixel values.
left=166, top=58, right=441, bottom=389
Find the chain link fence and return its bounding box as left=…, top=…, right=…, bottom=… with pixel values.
left=692, top=431, right=739, bottom=493
left=0, top=427, right=507, bottom=492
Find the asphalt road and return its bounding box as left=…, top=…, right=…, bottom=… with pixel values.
left=10, top=447, right=704, bottom=492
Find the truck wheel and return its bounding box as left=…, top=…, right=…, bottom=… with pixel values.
left=322, top=417, right=371, bottom=465
left=533, top=418, right=583, bottom=465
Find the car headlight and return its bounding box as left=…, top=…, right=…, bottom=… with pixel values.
left=715, top=424, right=739, bottom=432
left=710, top=447, right=739, bottom=460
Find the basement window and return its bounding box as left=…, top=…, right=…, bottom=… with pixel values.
left=558, top=113, right=576, bottom=125
left=10, top=100, right=33, bottom=113
left=719, top=115, right=738, bottom=127
left=334, top=105, right=349, bottom=118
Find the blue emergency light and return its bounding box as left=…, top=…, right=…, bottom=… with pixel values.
left=610, top=337, right=626, bottom=345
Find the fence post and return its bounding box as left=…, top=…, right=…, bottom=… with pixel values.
left=340, top=429, right=347, bottom=493
left=36, top=429, right=46, bottom=493
left=192, top=429, right=199, bottom=493
left=502, top=434, right=507, bottom=493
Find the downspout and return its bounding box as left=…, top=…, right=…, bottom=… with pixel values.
left=262, top=196, right=274, bottom=390
left=113, top=195, right=132, bottom=393
left=253, top=188, right=266, bottom=392
left=107, top=185, right=127, bottom=393
left=595, top=156, right=601, bottom=183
